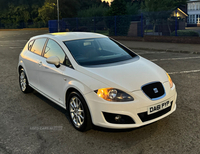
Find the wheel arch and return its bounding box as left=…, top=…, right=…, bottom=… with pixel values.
left=65, top=87, right=93, bottom=123
left=65, top=87, right=86, bottom=109
left=18, top=64, right=33, bottom=93
left=18, top=65, right=23, bottom=73
left=17, top=60, right=26, bottom=74
left=17, top=62, right=30, bottom=82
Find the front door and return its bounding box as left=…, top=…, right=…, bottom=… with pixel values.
left=38, top=39, right=67, bottom=106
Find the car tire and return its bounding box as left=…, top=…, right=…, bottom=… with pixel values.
left=19, top=68, right=33, bottom=93
left=67, top=91, right=92, bottom=132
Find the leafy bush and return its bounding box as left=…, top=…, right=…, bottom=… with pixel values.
left=126, top=2, right=140, bottom=15
left=171, top=30, right=199, bottom=37
left=38, top=2, right=56, bottom=23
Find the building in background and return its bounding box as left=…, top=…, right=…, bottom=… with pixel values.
left=187, top=0, right=200, bottom=26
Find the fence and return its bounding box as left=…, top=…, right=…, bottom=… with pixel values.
left=61, top=15, right=142, bottom=36
left=1, top=10, right=196, bottom=37
left=0, top=21, right=48, bottom=29
left=49, top=11, right=189, bottom=37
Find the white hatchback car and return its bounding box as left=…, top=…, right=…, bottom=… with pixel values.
left=18, top=32, right=177, bottom=131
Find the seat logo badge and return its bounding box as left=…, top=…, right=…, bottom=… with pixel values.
left=153, top=88, right=158, bottom=93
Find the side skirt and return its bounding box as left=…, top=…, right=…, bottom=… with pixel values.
left=29, top=84, right=66, bottom=109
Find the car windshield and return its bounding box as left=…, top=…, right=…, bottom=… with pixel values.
left=64, top=37, right=137, bottom=66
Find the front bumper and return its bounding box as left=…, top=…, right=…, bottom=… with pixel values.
left=84, top=82, right=177, bottom=129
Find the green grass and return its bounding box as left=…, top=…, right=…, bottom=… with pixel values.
left=144, top=29, right=153, bottom=33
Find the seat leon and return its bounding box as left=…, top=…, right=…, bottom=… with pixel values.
left=18, top=32, right=177, bottom=131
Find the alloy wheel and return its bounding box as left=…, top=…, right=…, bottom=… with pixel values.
left=69, top=96, right=85, bottom=128
left=20, top=71, right=27, bottom=91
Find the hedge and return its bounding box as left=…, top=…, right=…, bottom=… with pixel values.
left=171, top=30, right=199, bottom=37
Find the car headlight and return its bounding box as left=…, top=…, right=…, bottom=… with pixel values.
left=95, top=88, right=134, bottom=102
left=167, top=73, right=173, bottom=88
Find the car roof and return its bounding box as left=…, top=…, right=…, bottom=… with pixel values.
left=31, top=32, right=107, bottom=42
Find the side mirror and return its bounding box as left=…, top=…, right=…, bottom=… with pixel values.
left=46, top=56, right=60, bottom=67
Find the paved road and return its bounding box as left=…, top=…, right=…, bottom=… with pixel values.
left=119, top=40, right=200, bottom=54
left=0, top=30, right=200, bottom=154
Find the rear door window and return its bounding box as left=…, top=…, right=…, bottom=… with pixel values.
left=31, top=38, right=47, bottom=55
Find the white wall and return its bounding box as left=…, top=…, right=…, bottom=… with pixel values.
left=187, top=1, right=200, bottom=24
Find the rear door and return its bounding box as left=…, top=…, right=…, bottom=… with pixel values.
left=23, top=38, right=47, bottom=89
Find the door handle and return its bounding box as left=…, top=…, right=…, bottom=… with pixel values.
left=38, top=61, right=42, bottom=66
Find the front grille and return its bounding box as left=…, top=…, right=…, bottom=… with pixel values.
left=142, top=82, right=165, bottom=100
left=138, top=101, right=173, bottom=122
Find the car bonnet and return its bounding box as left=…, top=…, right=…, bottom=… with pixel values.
left=76, top=57, right=168, bottom=92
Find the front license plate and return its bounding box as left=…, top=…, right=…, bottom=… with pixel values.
left=148, top=101, right=171, bottom=115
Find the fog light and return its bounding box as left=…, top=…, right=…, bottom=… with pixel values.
left=115, top=115, right=121, bottom=122
left=103, top=112, right=135, bottom=124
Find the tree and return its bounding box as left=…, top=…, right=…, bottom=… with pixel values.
left=77, top=4, right=109, bottom=17
left=76, top=4, right=109, bottom=31
left=39, top=0, right=80, bottom=18
left=126, top=2, right=140, bottom=15
left=77, top=0, right=102, bottom=10
left=142, top=0, right=186, bottom=12
left=0, top=4, right=31, bottom=28
left=106, top=0, right=131, bottom=36
left=0, top=0, right=136, bottom=29
left=107, top=0, right=128, bottom=16
left=0, top=0, right=45, bottom=28
left=59, top=0, right=80, bottom=18
left=38, top=2, right=56, bottom=23
left=102, top=1, right=110, bottom=7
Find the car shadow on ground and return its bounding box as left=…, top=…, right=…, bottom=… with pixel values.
left=32, top=90, right=156, bottom=133
left=92, top=124, right=155, bottom=133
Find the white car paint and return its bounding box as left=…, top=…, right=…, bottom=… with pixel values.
left=78, top=57, right=169, bottom=92
left=18, top=32, right=177, bottom=129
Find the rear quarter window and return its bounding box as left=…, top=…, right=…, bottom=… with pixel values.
left=28, top=40, right=35, bottom=51
left=30, top=38, right=47, bottom=56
